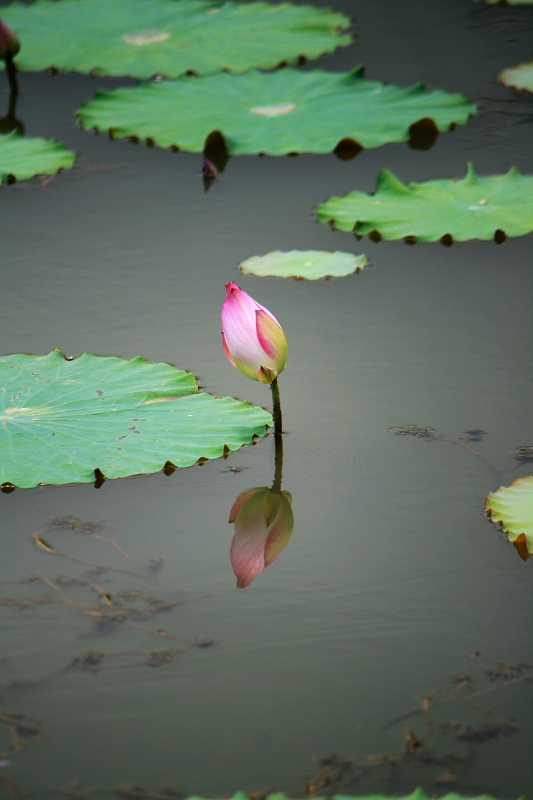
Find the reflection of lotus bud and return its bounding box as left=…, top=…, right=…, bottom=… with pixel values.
left=221, top=282, right=288, bottom=384
left=229, top=486, right=293, bottom=588
left=0, top=20, right=20, bottom=62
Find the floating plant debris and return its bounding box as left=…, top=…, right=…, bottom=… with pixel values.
left=0, top=710, right=45, bottom=760
left=390, top=424, right=436, bottom=438
left=389, top=425, right=508, bottom=477
left=1, top=518, right=215, bottom=697
left=514, top=445, right=533, bottom=462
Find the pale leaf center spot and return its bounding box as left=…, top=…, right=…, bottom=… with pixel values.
left=3, top=406, right=31, bottom=416
left=467, top=199, right=489, bottom=211
left=122, top=30, right=172, bottom=46
left=249, top=103, right=296, bottom=117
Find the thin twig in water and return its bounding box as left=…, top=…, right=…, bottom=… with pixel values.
left=32, top=532, right=146, bottom=579
left=382, top=653, right=532, bottom=731
left=0, top=710, right=45, bottom=759
left=432, top=433, right=501, bottom=476
left=90, top=534, right=147, bottom=570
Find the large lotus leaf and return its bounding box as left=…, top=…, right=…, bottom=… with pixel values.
left=485, top=475, right=533, bottom=554
left=0, top=0, right=350, bottom=79
left=239, top=250, right=367, bottom=280
left=0, top=350, right=272, bottom=489
left=0, top=131, right=75, bottom=183
left=499, top=61, right=533, bottom=93
left=75, top=67, right=475, bottom=155
left=316, top=163, right=533, bottom=242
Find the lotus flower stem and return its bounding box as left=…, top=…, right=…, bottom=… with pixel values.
left=270, top=376, right=282, bottom=436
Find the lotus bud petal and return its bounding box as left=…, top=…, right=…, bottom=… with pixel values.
left=229, top=486, right=294, bottom=588
left=221, top=282, right=288, bottom=383
left=0, top=20, right=20, bottom=61
left=228, top=487, right=260, bottom=523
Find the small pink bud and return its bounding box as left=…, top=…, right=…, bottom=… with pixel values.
left=0, top=20, right=20, bottom=62
left=229, top=486, right=293, bottom=588
left=221, top=282, right=288, bottom=383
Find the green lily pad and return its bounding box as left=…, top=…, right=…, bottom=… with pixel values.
left=239, top=250, right=367, bottom=280
left=0, top=131, right=75, bottom=183
left=499, top=60, right=533, bottom=93
left=0, top=350, right=272, bottom=489
left=188, top=791, right=503, bottom=800
left=1, top=0, right=350, bottom=79
left=76, top=67, right=475, bottom=155
left=485, top=475, right=533, bottom=555
left=316, top=163, right=533, bottom=243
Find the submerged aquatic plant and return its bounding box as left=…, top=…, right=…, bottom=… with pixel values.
left=222, top=281, right=287, bottom=433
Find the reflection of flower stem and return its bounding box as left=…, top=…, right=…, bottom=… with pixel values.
left=5, top=58, right=18, bottom=98
left=272, top=431, right=283, bottom=494
left=271, top=376, right=282, bottom=435
left=0, top=57, right=24, bottom=136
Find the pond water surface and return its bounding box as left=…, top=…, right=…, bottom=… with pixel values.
left=1, top=0, right=532, bottom=797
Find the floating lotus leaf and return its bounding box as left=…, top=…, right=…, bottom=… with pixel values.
left=0, top=131, right=75, bottom=183
left=239, top=250, right=367, bottom=280
left=499, top=60, right=533, bottom=93
left=485, top=475, right=533, bottom=555
left=316, top=163, right=533, bottom=242
left=1, top=0, right=350, bottom=79
left=76, top=67, right=475, bottom=155
left=482, top=0, right=533, bottom=4
left=0, top=350, right=272, bottom=489
left=188, top=791, right=502, bottom=800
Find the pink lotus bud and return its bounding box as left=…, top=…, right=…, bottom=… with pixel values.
left=0, top=20, right=20, bottom=62
left=221, top=282, right=288, bottom=384
left=229, top=486, right=294, bottom=588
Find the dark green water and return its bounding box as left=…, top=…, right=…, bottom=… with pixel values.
left=1, top=0, right=532, bottom=796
